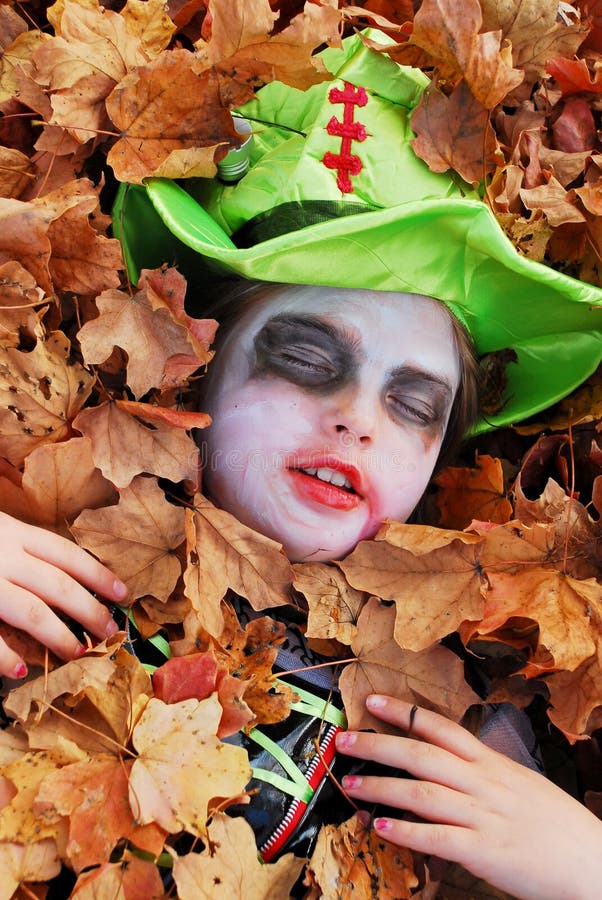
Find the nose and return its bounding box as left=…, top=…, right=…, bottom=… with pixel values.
left=321, top=383, right=378, bottom=446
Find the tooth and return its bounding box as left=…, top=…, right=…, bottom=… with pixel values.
left=330, top=471, right=348, bottom=487
left=316, top=467, right=334, bottom=483
left=304, top=467, right=317, bottom=476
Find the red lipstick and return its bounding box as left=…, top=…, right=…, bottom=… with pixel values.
left=286, top=455, right=364, bottom=512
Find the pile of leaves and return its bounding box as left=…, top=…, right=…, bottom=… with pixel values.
left=1, top=0, right=602, bottom=896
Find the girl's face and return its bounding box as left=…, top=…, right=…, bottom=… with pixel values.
left=201, top=286, right=461, bottom=561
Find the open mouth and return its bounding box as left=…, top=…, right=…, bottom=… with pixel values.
left=295, top=466, right=358, bottom=494
left=288, top=465, right=363, bottom=511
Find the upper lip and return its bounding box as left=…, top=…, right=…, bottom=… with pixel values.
left=285, top=454, right=366, bottom=498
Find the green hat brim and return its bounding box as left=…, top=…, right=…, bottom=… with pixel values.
left=114, top=177, right=602, bottom=434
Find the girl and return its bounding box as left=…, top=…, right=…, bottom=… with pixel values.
left=3, top=33, right=602, bottom=898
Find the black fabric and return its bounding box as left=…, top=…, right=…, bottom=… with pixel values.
left=233, top=199, right=374, bottom=248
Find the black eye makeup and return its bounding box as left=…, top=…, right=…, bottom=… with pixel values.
left=252, top=315, right=356, bottom=390
left=385, top=366, right=453, bottom=429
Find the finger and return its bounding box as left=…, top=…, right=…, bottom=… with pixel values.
left=0, top=579, right=87, bottom=660
left=336, top=730, right=476, bottom=794
left=365, top=696, right=484, bottom=762
left=20, top=523, right=128, bottom=602
left=371, top=816, right=475, bottom=868
left=7, top=557, right=119, bottom=642
left=0, top=633, right=28, bottom=680
left=342, top=774, right=480, bottom=828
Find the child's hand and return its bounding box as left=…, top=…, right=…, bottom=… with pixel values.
left=336, top=695, right=602, bottom=900
left=0, top=512, right=126, bottom=679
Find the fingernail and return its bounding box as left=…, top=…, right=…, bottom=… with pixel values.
left=374, top=817, right=392, bottom=833
left=113, top=579, right=128, bottom=600
left=74, top=644, right=87, bottom=657
left=342, top=775, right=362, bottom=789
left=367, top=694, right=387, bottom=709
left=13, top=662, right=27, bottom=679
left=336, top=731, right=356, bottom=751
left=105, top=618, right=119, bottom=637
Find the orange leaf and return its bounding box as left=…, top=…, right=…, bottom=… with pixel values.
left=434, top=453, right=513, bottom=529
left=71, top=476, right=185, bottom=601
left=106, top=50, right=238, bottom=183
left=294, top=561, right=366, bottom=646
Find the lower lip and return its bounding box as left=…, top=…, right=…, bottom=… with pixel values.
left=288, top=469, right=362, bottom=511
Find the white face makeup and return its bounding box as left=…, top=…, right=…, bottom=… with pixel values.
left=201, top=285, right=461, bottom=562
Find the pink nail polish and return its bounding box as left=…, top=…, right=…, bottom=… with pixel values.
left=342, top=775, right=362, bottom=789
left=105, top=618, right=119, bottom=637
left=367, top=694, right=387, bottom=709
left=113, top=579, right=128, bottom=600
left=374, top=817, right=392, bottom=833
left=13, top=663, right=27, bottom=679
left=336, top=731, right=356, bottom=751
left=74, top=644, right=87, bottom=657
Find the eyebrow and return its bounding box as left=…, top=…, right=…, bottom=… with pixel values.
left=388, top=364, right=455, bottom=401
left=262, top=314, right=363, bottom=354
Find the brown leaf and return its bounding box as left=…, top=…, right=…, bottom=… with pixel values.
left=73, top=401, right=201, bottom=490
left=19, top=436, right=117, bottom=535
left=0, top=750, right=69, bottom=847
left=70, top=853, right=164, bottom=899
left=106, top=50, right=237, bottom=183
left=0, top=331, right=94, bottom=467
left=31, top=0, right=148, bottom=142
left=339, top=598, right=480, bottom=732
left=294, top=562, right=366, bottom=645
left=0, top=146, right=36, bottom=200
left=521, top=175, right=586, bottom=226
left=77, top=274, right=209, bottom=399
left=0, top=30, right=50, bottom=105
left=411, top=81, right=499, bottom=182
left=173, top=812, right=305, bottom=899
left=338, top=525, right=487, bottom=651
left=129, top=694, right=251, bottom=835
left=141, top=266, right=218, bottom=359
left=183, top=494, right=293, bottom=637
left=411, top=0, right=523, bottom=107
left=71, top=476, right=185, bottom=601
left=305, top=812, right=418, bottom=900
left=434, top=453, right=513, bottom=530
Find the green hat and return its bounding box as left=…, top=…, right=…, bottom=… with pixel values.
left=113, top=33, right=602, bottom=433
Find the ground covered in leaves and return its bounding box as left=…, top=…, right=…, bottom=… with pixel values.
left=2, top=0, right=602, bottom=897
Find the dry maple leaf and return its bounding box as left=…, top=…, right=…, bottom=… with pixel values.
left=152, top=650, right=254, bottom=737
left=183, top=494, right=294, bottom=638
left=0, top=750, right=69, bottom=849
left=121, top=0, right=177, bottom=57
left=106, top=50, right=238, bottom=183
left=31, top=0, right=149, bottom=142
left=11, top=436, right=117, bottom=535
left=73, top=401, right=202, bottom=490
left=0, top=147, right=35, bottom=200
left=173, top=812, right=305, bottom=899
left=461, top=568, right=602, bottom=674
left=35, top=755, right=166, bottom=872
left=0, top=839, right=61, bottom=900
left=71, top=475, right=186, bottom=601
left=294, top=561, right=366, bottom=646
left=141, top=265, right=218, bottom=359
left=410, top=0, right=524, bottom=107
left=77, top=272, right=210, bottom=398
left=339, top=598, right=480, bottom=732
left=305, top=811, right=418, bottom=900
left=434, top=453, right=513, bottom=530
left=338, top=524, right=486, bottom=651
left=70, top=852, right=164, bottom=899
left=0, top=29, right=49, bottom=105
left=129, top=694, right=251, bottom=836
left=411, top=80, right=500, bottom=182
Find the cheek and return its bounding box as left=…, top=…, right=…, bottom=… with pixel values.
left=375, top=429, right=442, bottom=520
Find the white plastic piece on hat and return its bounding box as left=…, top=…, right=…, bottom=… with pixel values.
left=217, top=116, right=254, bottom=183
